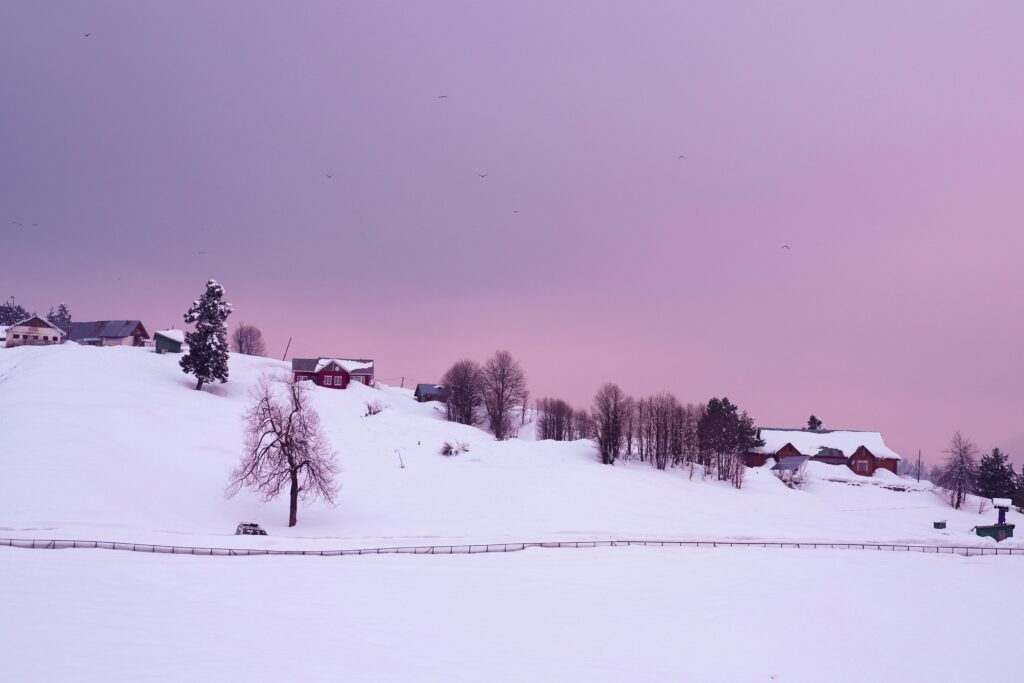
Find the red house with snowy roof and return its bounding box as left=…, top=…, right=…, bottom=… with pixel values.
left=291, top=357, right=375, bottom=389
left=744, top=428, right=901, bottom=476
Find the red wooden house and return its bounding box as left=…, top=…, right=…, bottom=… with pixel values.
left=291, top=357, right=375, bottom=389
left=744, top=428, right=900, bottom=476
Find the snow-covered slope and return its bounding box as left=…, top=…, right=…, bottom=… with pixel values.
left=1, top=344, right=1019, bottom=548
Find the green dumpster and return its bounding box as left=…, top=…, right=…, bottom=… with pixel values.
left=933, top=521, right=946, bottom=529
left=975, top=524, right=1015, bottom=542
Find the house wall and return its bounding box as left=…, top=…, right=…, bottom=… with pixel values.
left=5, top=322, right=63, bottom=347
left=848, top=446, right=898, bottom=475
left=155, top=336, right=182, bottom=354
left=294, top=368, right=352, bottom=389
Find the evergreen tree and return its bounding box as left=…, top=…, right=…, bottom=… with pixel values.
left=46, top=303, right=72, bottom=332
left=0, top=296, right=30, bottom=326
left=1013, top=465, right=1024, bottom=510
left=806, top=414, right=823, bottom=431
left=180, top=280, right=233, bottom=391
left=974, top=448, right=1015, bottom=500
left=698, top=397, right=763, bottom=488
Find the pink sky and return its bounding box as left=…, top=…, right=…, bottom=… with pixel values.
left=3, top=2, right=1023, bottom=466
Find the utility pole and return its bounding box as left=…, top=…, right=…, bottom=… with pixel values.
left=281, top=337, right=292, bottom=362
left=400, top=376, right=405, bottom=388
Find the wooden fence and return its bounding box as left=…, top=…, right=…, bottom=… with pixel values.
left=2, top=537, right=1022, bottom=557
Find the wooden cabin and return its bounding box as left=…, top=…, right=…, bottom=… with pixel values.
left=744, top=427, right=900, bottom=476
left=292, top=357, right=375, bottom=389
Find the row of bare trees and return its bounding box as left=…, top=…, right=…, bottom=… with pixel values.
left=535, top=398, right=592, bottom=441
left=536, top=386, right=762, bottom=488
left=441, top=351, right=528, bottom=440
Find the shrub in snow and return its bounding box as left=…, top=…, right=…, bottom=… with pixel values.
left=364, top=400, right=386, bottom=417
left=180, top=279, right=233, bottom=391
left=440, top=441, right=469, bottom=457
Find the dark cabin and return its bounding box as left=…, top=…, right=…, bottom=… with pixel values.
left=414, top=384, right=449, bottom=403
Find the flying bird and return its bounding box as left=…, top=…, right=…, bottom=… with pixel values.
left=678, top=154, right=685, bottom=159
left=437, top=95, right=449, bottom=99
left=326, top=174, right=333, bottom=179
left=477, top=173, right=488, bottom=179
left=84, top=32, right=92, bottom=37
left=781, top=245, right=790, bottom=250
left=512, top=210, right=519, bottom=214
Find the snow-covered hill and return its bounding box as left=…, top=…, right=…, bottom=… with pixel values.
left=1, top=344, right=1019, bottom=548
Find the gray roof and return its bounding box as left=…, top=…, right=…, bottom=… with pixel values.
left=66, top=320, right=148, bottom=341
left=414, top=383, right=448, bottom=399
left=772, top=455, right=810, bottom=471
left=292, top=358, right=318, bottom=372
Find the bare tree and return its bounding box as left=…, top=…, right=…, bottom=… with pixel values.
left=481, top=350, right=528, bottom=440
left=937, top=431, right=978, bottom=510
left=231, top=323, right=267, bottom=356
left=592, top=383, right=632, bottom=465
left=571, top=408, right=593, bottom=440
left=536, top=397, right=574, bottom=441
left=441, top=359, right=483, bottom=425
left=227, top=374, right=338, bottom=527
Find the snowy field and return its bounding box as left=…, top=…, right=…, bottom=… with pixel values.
left=1, top=544, right=1019, bottom=682
left=2, top=344, right=1022, bottom=682
left=1, top=344, right=1019, bottom=550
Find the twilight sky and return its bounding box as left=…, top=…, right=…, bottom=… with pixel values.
left=2, top=2, right=1023, bottom=465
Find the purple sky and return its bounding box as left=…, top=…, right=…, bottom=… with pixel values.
left=3, top=2, right=1023, bottom=465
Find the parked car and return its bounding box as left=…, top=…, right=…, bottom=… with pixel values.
left=235, top=522, right=267, bottom=536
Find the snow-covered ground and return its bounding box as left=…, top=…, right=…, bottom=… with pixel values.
left=1, top=544, right=1019, bottom=682
left=2, top=344, right=1021, bottom=681
left=1, top=343, right=1020, bottom=549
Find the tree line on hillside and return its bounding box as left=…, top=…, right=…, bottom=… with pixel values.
left=930, top=431, right=1024, bottom=510
left=441, top=351, right=529, bottom=441
left=439, top=352, right=761, bottom=488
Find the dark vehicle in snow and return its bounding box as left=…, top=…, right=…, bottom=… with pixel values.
left=235, top=522, right=267, bottom=536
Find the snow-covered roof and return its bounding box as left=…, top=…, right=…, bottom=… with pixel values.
left=154, top=329, right=185, bottom=343
left=9, top=316, right=67, bottom=335
left=316, top=358, right=374, bottom=374
left=752, top=428, right=901, bottom=461
left=993, top=498, right=1012, bottom=509
left=292, top=357, right=375, bottom=375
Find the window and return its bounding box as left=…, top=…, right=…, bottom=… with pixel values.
left=856, top=461, right=868, bottom=474
left=334, top=375, right=343, bottom=386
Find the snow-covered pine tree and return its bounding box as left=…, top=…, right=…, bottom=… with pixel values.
left=180, top=280, right=233, bottom=391
left=974, top=447, right=1015, bottom=500
left=806, top=414, right=823, bottom=431
left=46, top=303, right=72, bottom=332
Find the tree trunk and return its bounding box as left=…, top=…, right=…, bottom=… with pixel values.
left=288, top=469, right=299, bottom=527
left=195, top=378, right=204, bottom=391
